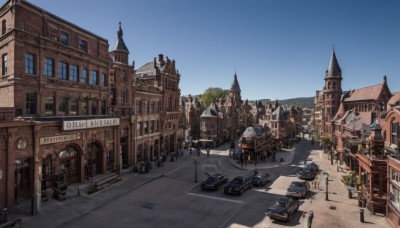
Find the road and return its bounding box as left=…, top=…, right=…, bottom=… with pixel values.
left=20, top=138, right=325, bottom=228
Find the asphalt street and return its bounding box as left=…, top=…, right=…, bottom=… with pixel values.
left=12, top=136, right=391, bottom=228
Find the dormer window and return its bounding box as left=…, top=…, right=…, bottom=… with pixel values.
left=60, top=32, right=69, bottom=45
left=79, top=39, right=88, bottom=52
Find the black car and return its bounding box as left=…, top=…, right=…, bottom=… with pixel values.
left=286, top=181, right=310, bottom=198
left=252, top=173, right=271, bottom=187
left=201, top=173, right=228, bottom=190
left=266, top=195, right=299, bottom=222
left=304, top=161, right=319, bottom=173
left=224, top=176, right=252, bottom=195
left=298, top=169, right=317, bottom=181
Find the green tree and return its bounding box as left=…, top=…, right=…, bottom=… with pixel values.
left=320, top=135, right=331, bottom=153
left=201, top=87, right=229, bottom=107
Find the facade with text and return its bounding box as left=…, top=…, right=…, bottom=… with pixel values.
left=0, top=0, right=182, bottom=214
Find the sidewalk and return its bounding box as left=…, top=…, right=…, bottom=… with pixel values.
left=298, top=148, right=391, bottom=228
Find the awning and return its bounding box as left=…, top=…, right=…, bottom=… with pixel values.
left=198, top=139, right=214, bottom=142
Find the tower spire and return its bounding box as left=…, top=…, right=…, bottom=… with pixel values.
left=325, top=48, right=341, bottom=79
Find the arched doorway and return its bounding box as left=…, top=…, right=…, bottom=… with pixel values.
left=59, top=146, right=80, bottom=183
left=86, top=143, right=102, bottom=180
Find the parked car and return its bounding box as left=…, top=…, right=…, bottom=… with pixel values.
left=286, top=181, right=310, bottom=198
left=252, top=173, right=271, bottom=187
left=224, top=176, right=252, bottom=195
left=201, top=173, right=228, bottom=190
left=298, top=169, right=317, bottom=181
left=304, top=161, right=319, bottom=173
left=266, top=195, right=299, bottom=222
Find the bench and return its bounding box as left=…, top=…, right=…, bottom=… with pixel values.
left=93, top=174, right=121, bottom=191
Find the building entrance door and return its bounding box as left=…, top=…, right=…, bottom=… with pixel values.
left=86, top=143, right=101, bottom=179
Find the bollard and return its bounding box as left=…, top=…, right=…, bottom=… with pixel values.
left=2, top=208, right=7, bottom=223
left=360, top=209, right=364, bottom=223
left=348, top=189, right=352, bottom=199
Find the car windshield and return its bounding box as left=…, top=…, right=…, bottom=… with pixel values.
left=207, top=177, right=217, bottom=182
left=275, top=202, right=286, bottom=207
left=252, top=176, right=261, bottom=180
left=231, top=178, right=243, bottom=184
left=290, top=182, right=303, bottom=187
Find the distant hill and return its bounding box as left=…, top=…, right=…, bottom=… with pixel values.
left=256, top=97, right=314, bottom=109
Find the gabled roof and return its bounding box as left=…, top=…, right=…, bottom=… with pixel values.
left=241, top=125, right=265, bottom=138
left=344, top=83, right=385, bottom=102
left=201, top=104, right=218, bottom=117
left=111, top=22, right=129, bottom=53
left=272, top=105, right=286, bottom=121
left=344, top=111, right=373, bottom=132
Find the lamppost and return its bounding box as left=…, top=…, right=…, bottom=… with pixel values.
left=323, top=171, right=329, bottom=201
left=193, top=159, right=198, bottom=183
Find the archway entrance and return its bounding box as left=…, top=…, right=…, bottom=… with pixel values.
left=59, top=146, right=80, bottom=183
left=86, top=143, right=102, bottom=179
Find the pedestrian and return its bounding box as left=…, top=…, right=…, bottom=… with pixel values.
left=206, top=147, right=210, bottom=158
left=308, top=210, right=314, bottom=228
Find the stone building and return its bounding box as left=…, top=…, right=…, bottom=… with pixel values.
left=0, top=0, right=182, bottom=214
left=182, top=95, right=202, bottom=145
left=135, top=54, right=182, bottom=156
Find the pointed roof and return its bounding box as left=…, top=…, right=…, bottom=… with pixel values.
left=112, top=22, right=129, bottom=53
left=231, top=73, right=241, bottom=91
left=325, top=48, right=341, bottom=79
left=200, top=104, right=218, bottom=117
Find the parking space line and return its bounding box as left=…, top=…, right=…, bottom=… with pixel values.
left=186, top=193, right=245, bottom=204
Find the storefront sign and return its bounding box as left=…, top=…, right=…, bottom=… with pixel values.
left=40, top=133, right=81, bottom=145
left=63, top=118, right=120, bottom=131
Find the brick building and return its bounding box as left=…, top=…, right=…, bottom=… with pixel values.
left=0, top=0, right=182, bottom=214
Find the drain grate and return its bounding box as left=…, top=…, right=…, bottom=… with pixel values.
left=142, top=202, right=155, bottom=209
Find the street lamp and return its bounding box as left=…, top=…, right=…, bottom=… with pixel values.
left=323, top=171, right=329, bottom=201
left=193, top=159, right=198, bottom=183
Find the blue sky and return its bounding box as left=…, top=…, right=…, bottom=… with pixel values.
left=26, top=0, right=400, bottom=100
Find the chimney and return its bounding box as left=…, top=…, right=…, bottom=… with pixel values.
left=158, top=54, right=164, bottom=63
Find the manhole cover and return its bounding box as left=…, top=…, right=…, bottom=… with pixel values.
left=142, top=202, right=155, bottom=209
left=329, top=206, right=336, bottom=210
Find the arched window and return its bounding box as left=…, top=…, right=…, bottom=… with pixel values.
left=391, top=119, right=398, bottom=145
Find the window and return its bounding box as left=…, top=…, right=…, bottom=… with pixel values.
left=121, top=91, right=127, bottom=105
left=70, top=100, right=78, bottom=116
left=25, top=53, right=36, bottom=74
left=44, top=58, right=54, bottom=77
left=143, top=121, right=148, bottom=134
left=81, top=69, right=88, bottom=84
left=79, top=39, right=88, bottom=52
left=150, top=101, right=155, bottom=114
left=90, top=70, right=97, bottom=85
left=2, top=20, right=6, bottom=35
left=70, top=64, right=78, bottom=82
left=144, top=100, right=148, bottom=114
left=137, top=122, right=142, bottom=136
left=58, top=61, right=68, bottom=80
left=155, top=121, right=159, bottom=132
left=135, top=100, right=141, bottom=114
left=150, top=121, right=154, bottom=133
left=60, top=32, right=69, bottom=45
left=58, top=97, right=67, bottom=116
left=2, top=54, right=7, bottom=75
left=123, top=72, right=128, bottom=82
left=45, top=96, right=54, bottom=116
left=101, top=99, right=106, bottom=115
left=101, top=73, right=107, bottom=86
left=82, top=99, right=89, bottom=115
left=391, top=119, right=397, bottom=145
left=26, top=93, right=36, bottom=115
left=92, top=100, right=97, bottom=115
